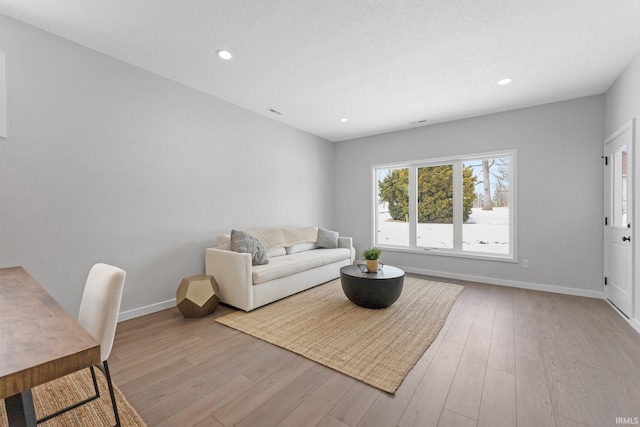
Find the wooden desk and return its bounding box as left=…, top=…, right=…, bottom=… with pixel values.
left=0, top=266, right=100, bottom=427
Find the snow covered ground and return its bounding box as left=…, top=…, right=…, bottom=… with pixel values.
left=377, top=207, right=510, bottom=254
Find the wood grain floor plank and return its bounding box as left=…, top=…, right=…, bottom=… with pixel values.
left=514, top=312, right=543, bottom=362
left=515, top=356, right=555, bottom=427
left=118, top=356, right=199, bottom=398
left=578, top=297, right=630, bottom=332
left=398, top=340, right=465, bottom=427
left=356, top=359, right=431, bottom=427
left=469, top=298, right=496, bottom=338
left=184, top=330, right=258, bottom=365
left=329, top=379, right=380, bottom=427
left=213, top=356, right=315, bottom=426
left=584, top=363, right=640, bottom=427
left=193, top=416, right=224, bottom=427
left=317, top=415, right=351, bottom=427
left=115, top=332, right=203, bottom=368
left=494, top=286, right=515, bottom=319
left=608, top=329, right=640, bottom=371
left=127, top=338, right=269, bottom=411
left=138, top=365, right=241, bottom=425
left=477, top=367, right=516, bottom=427
left=512, top=288, right=536, bottom=314
left=277, top=372, right=355, bottom=427
left=155, top=375, right=256, bottom=427
left=310, top=362, right=339, bottom=378
left=421, top=331, right=446, bottom=362
left=444, top=334, right=490, bottom=420
left=487, top=315, right=515, bottom=374
left=437, top=409, right=477, bottom=427
left=114, top=307, right=184, bottom=337
left=553, top=414, right=593, bottom=427
left=445, top=309, right=478, bottom=345
left=242, top=349, right=300, bottom=383
left=236, top=370, right=327, bottom=427
left=538, top=324, right=603, bottom=370
left=541, top=352, right=597, bottom=425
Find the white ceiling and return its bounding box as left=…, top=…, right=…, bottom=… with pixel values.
left=1, top=1, right=639, bottom=142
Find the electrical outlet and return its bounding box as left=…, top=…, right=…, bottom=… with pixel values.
left=522, top=259, right=529, bottom=268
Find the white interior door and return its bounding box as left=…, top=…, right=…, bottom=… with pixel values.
left=604, top=120, right=634, bottom=317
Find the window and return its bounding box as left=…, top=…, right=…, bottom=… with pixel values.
left=374, top=151, right=515, bottom=260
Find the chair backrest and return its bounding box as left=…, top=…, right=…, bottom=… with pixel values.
left=78, top=263, right=126, bottom=362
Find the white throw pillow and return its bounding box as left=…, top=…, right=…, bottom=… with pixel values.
left=316, top=228, right=339, bottom=249
left=286, top=242, right=318, bottom=255
left=217, top=234, right=231, bottom=250
left=267, top=247, right=287, bottom=257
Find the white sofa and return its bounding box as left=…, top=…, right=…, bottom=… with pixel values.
left=205, top=228, right=355, bottom=311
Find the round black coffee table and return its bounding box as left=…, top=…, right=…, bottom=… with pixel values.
left=340, top=264, right=405, bottom=309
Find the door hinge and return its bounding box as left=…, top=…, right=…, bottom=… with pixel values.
left=605, top=217, right=608, bottom=226
left=602, top=155, right=608, bottom=165
left=604, top=276, right=608, bottom=286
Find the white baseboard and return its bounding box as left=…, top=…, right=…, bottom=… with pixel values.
left=118, top=298, right=176, bottom=322
left=604, top=299, right=640, bottom=337
left=398, top=265, right=605, bottom=299
left=116, top=268, right=609, bottom=323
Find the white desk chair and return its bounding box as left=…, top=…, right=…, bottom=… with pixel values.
left=38, top=263, right=126, bottom=427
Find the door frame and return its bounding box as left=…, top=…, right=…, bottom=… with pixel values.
left=604, top=118, right=636, bottom=321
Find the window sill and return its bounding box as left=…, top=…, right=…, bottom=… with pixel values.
left=376, top=245, right=517, bottom=263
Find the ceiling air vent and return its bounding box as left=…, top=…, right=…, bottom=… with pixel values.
left=266, top=107, right=284, bottom=115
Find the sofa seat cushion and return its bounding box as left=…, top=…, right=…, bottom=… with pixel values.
left=252, top=248, right=350, bottom=284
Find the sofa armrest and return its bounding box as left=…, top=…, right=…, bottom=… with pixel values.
left=338, top=236, right=356, bottom=263
left=205, top=248, right=254, bottom=311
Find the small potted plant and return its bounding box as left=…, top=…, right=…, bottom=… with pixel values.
left=363, top=247, right=382, bottom=272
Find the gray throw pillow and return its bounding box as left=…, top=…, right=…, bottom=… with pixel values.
left=230, top=229, right=269, bottom=265
left=316, top=228, right=339, bottom=249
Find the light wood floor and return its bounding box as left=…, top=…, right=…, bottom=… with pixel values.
left=109, top=277, right=640, bottom=427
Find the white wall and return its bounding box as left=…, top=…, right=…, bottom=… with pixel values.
left=0, top=16, right=335, bottom=318
left=605, top=50, right=640, bottom=331
left=334, top=96, right=605, bottom=297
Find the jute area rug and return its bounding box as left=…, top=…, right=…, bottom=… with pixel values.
left=0, top=368, right=146, bottom=427
left=216, top=277, right=464, bottom=394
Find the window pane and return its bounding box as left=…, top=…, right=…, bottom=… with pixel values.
left=417, top=165, right=453, bottom=249
left=377, top=167, right=409, bottom=246
left=612, top=146, right=628, bottom=226
left=462, top=157, right=510, bottom=254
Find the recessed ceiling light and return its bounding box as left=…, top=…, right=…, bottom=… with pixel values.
left=216, top=50, right=233, bottom=60
left=497, top=77, right=513, bottom=86
left=340, top=118, right=349, bottom=123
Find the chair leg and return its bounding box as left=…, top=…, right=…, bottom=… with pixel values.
left=102, top=360, right=121, bottom=427
left=37, top=366, right=101, bottom=424
left=89, top=365, right=101, bottom=398
left=37, top=363, right=121, bottom=426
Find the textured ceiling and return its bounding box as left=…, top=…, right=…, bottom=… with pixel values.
left=1, top=1, right=639, bottom=141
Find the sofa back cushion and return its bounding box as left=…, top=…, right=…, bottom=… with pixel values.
left=249, top=227, right=317, bottom=251
left=218, top=233, right=286, bottom=258
left=286, top=242, right=318, bottom=255
left=266, top=247, right=287, bottom=257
